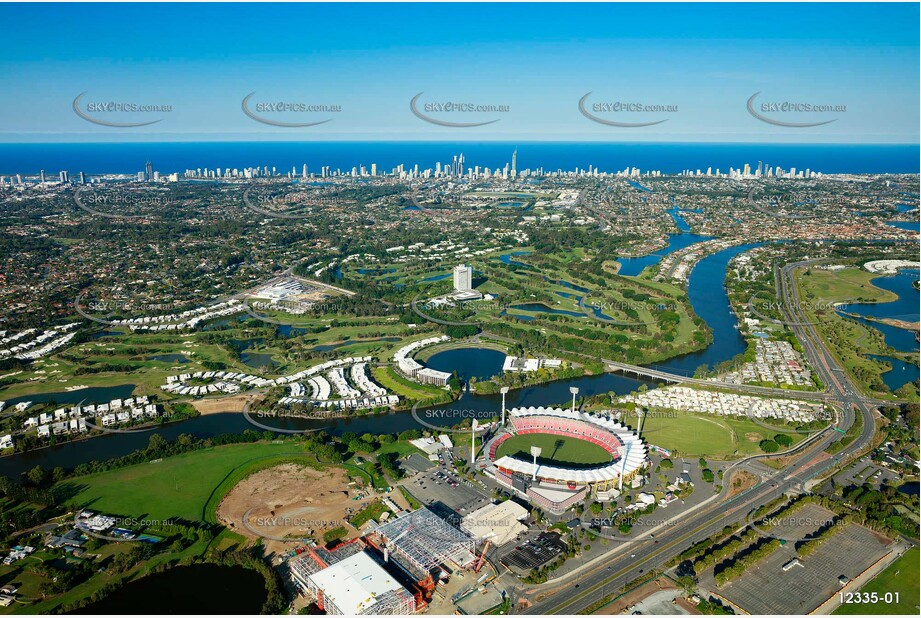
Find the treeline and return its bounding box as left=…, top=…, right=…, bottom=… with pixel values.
left=713, top=536, right=781, bottom=586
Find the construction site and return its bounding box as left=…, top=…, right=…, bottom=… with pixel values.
left=286, top=506, right=506, bottom=615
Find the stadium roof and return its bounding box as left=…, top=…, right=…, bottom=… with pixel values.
left=373, top=507, right=476, bottom=572
left=494, top=406, right=647, bottom=484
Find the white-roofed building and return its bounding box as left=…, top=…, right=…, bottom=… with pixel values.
left=305, top=551, right=415, bottom=615
left=461, top=500, right=528, bottom=546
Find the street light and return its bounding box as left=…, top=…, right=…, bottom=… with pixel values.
left=569, top=386, right=579, bottom=413
left=500, top=386, right=510, bottom=426
left=530, top=445, right=542, bottom=481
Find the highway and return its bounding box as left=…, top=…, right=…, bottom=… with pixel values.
left=513, top=257, right=882, bottom=615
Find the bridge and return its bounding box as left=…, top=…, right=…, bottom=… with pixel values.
left=476, top=331, right=898, bottom=407
left=603, top=359, right=897, bottom=408
left=603, top=360, right=826, bottom=401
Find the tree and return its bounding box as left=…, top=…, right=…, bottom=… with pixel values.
left=676, top=574, right=697, bottom=596
left=147, top=433, right=168, bottom=453
left=774, top=433, right=793, bottom=447
left=51, top=467, right=67, bottom=483
left=26, top=466, right=46, bottom=486
left=759, top=439, right=779, bottom=453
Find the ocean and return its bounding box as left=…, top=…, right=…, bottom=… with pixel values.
left=0, top=142, right=918, bottom=176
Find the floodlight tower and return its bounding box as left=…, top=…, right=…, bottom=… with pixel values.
left=500, top=386, right=510, bottom=426
left=471, top=419, right=479, bottom=463
left=569, top=386, right=579, bottom=413
left=530, top=446, right=542, bottom=481
left=618, top=442, right=631, bottom=492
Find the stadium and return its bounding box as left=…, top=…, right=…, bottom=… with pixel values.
left=483, top=406, right=648, bottom=514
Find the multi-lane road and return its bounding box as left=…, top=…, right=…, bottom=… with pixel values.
left=513, top=258, right=884, bottom=615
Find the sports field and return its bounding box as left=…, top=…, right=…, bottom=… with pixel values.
left=621, top=409, right=809, bottom=458
left=495, top=433, right=613, bottom=467
left=52, top=441, right=311, bottom=523
left=833, top=547, right=920, bottom=615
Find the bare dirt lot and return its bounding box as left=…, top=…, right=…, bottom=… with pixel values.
left=216, top=463, right=370, bottom=556
left=192, top=393, right=259, bottom=414
left=727, top=469, right=759, bottom=498
left=594, top=578, right=681, bottom=615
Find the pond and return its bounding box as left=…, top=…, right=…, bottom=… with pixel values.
left=504, top=303, right=585, bottom=319
left=1, top=384, right=137, bottom=408
left=147, top=354, right=190, bottom=364
left=867, top=354, right=919, bottom=393
left=309, top=337, right=401, bottom=352
left=240, top=351, right=278, bottom=369
left=72, top=564, right=268, bottom=614
left=426, top=347, right=506, bottom=382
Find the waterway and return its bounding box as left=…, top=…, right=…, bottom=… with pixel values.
left=72, top=564, right=267, bottom=614
left=3, top=384, right=137, bottom=409
left=650, top=243, right=763, bottom=376
left=616, top=232, right=711, bottom=276
left=0, top=243, right=764, bottom=476
left=836, top=269, right=920, bottom=392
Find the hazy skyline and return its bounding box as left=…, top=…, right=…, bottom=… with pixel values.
left=1, top=2, right=918, bottom=144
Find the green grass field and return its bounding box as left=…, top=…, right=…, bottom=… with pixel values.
left=621, top=409, right=809, bottom=458
left=833, top=547, right=920, bottom=615
left=495, top=433, right=613, bottom=467
left=52, top=441, right=311, bottom=523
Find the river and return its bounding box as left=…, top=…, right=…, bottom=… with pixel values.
left=0, top=244, right=762, bottom=477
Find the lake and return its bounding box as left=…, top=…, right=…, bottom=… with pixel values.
left=426, top=347, right=505, bottom=381
left=72, top=564, right=267, bottom=614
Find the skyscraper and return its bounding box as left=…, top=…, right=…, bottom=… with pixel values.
left=511, top=148, right=517, bottom=177
left=145, top=161, right=154, bottom=182
left=453, top=264, right=473, bottom=291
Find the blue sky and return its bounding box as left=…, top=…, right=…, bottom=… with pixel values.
left=0, top=2, right=918, bottom=143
